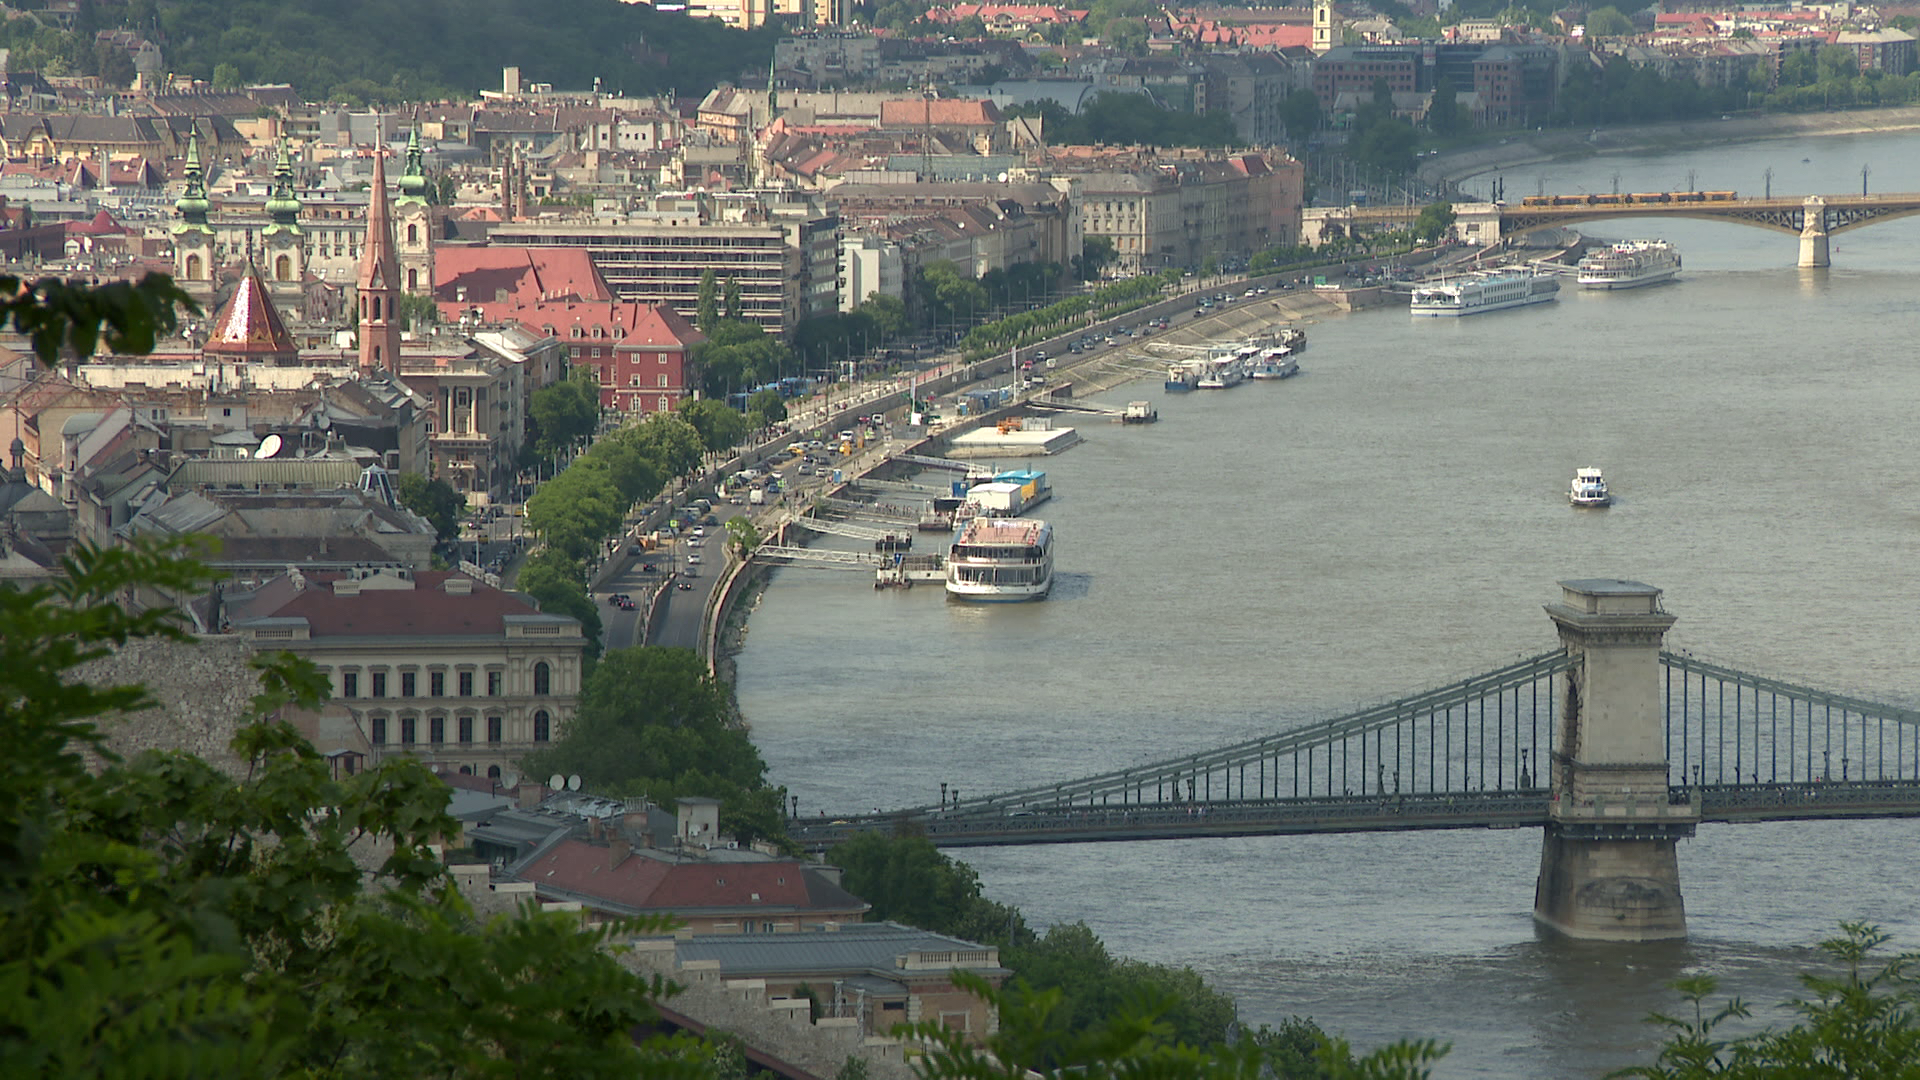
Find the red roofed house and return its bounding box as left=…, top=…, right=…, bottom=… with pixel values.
left=520, top=299, right=705, bottom=415
left=221, top=567, right=585, bottom=779
left=506, top=798, right=871, bottom=931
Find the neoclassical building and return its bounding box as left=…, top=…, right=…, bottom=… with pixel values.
left=221, top=567, right=585, bottom=779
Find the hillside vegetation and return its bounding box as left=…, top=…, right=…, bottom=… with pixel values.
left=6, top=0, right=777, bottom=103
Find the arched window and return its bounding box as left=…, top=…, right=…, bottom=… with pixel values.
left=406, top=223, right=418, bottom=244
left=534, top=710, right=550, bottom=742
left=459, top=765, right=473, bottom=775
left=533, top=661, right=551, bottom=696
left=372, top=296, right=382, bottom=320
left=275, top=254, right=291, bottom=281
left=406, top=267, right=417, bottom=290
left=185, top=253, right=203, bottom=279
left=486, top=764, right=502, bottom=779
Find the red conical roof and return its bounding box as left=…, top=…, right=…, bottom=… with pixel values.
left=203, top=266, right=296, bottom=360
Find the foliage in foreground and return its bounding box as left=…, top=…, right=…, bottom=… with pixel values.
left=0, top=543, right=696, bottom=1078
left=1613, top=921, right=1920, bottom=1079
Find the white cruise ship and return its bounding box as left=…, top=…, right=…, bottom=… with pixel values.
left=1576, top=240, right=1681, bottom=290
left=946, top=517, right=1053, bottom=601
left=1410, top=269, right=1560, bottom=317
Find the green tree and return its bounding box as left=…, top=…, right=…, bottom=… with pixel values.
left=529, top=370, right=600, bottom=459
left=1614, top=922, right=1920, bottom=1079
left=723, top=276, right=744, bottom=322
left=618, top=412, right=706, bottom=479
left=681, top=398, right=751, bottom=454
left=1585, top=6, right=1633, bottom=36
left=516, top=547, right=604, bottom=655
left=1103, top=16, right=1148, bottom=55
left=696, top=268, right=720, bottom=332
left=1278, top=89, right=1324, bottom=141
left=858, top=292, right=910, bottom=341
left=211, top=61, right=241, bottom=90
left=395, top=471, right=464, bottom=542
left=1412, top=201, right=1456, bottom=243
left=397, top=290, right=440, bottom=327
left=725, top=515, right=762, bottom=559
left=522, top=647, right=782, bottom=841
left=1427, top=76, right=1461, bottom=136
left=746, top=388, right=788, bottom=429
left=1076, top=236, right=1117, bottom=281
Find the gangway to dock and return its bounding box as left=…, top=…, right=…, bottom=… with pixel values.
left=851, top=476, right=950, bottom=496
left=1026, top=398, right=1125, bottom=417
left=890, top=452, right=990, bottom=476
left=751, top=545, right=891, bottom=570
left=789, top=517, right=914, bottom=543
left=819, top=495, right=920, bottom=521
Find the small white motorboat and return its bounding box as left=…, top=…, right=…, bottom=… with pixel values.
left=1569, top=467, right=1612, bottom=507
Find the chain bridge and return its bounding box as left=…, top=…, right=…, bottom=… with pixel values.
left=795, top=581, right=1920, bottom=941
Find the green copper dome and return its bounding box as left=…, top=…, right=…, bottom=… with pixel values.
left=173, top=133, right=210, bottom=226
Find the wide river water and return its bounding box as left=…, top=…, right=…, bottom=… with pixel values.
left=735, top=131, right=1920, bottom=1076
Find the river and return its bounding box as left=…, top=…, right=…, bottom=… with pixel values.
left=733, top=131, right=1920, bottom=1077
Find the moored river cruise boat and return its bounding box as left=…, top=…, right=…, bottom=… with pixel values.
left=1576, top=240, right=1681, bottom=290
left=1410, top=269, right=1560, bottom=317
left=945, top=517, right=1054, bottom=601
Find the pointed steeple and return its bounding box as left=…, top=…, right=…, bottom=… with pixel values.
left=357, top=152, right=402, bottom=374
left=173, top=134, right=209, bottom=229
left=264, top=139, right=302, bottom=231
left=767, top=55, right=778, bottom=121
left=397, top=125, right=428, bottom=207
left=204, top=257, right=296, bottom=365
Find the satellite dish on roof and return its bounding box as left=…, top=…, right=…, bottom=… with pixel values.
left=502, top=769, right=521, bottom=788
left=548, top=773, right=565, bottom=791
left=567, top=774, right=582, bottom=791
left=254, top=433, right=283, bottom=459
left=998, top=171, right=1008, bottom=182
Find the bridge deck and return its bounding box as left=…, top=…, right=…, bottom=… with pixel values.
left=796, top=780, right=1920, bottom=851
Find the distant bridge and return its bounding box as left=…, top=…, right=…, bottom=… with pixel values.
left=1332, top=191, right=1920, bottom=266
left=795, top=581, right=1920, bottom=941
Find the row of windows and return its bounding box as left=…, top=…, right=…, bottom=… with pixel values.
left=367, top=711, right=550, bottom=745
left=340, top=663, right=548, bottom=699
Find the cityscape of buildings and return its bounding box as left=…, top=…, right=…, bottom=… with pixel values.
left=11, top=0, right=1920, bottom=1062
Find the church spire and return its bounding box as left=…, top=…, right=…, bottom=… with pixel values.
left=397, top=124, right=428, bottom=207
left=767, top=54, right=778, bottom=121
left=264, top=138, right=302, bottom=229
left=173, top=134, right=209, bottom=227
left=357, top=152, right=401, bottom=374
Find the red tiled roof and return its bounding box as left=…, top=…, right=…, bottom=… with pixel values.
left=249, top=571, right=544, bottom=637
left=202, top=268, right=295, bottom=358
left=522, top=838, right=839, bottom=912
left=434, top=245, right=612, bottom=323
left=879, top=99, right=1003, bottom=128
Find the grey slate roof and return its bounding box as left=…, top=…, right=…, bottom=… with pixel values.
left=673, top=922, right=1006, bottom=979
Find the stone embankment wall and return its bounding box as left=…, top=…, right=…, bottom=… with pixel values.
left=75, top=634, right=262, bottom=779
left=621, top=939, right=918, bottom=1080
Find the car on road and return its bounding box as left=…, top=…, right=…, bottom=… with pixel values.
left=617, top=598, right=636, bottom=610
left=640, top=563, right=657, bottom=573
left=693, top=527, right=706, bottom=539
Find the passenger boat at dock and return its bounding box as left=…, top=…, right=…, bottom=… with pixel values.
left=1165, top=362, right=1200, bottom=392
left=1569, top=467, right=1612, bottom=507
left=1410, top=268, right=1560, bottom=317
left=945, top=517, right=1054, bottom=601
left=1576, top=239, right=1681, bottom=290
left=1195, top=351, right=1247, bottom=389
left=1249, top=346, right=1298, bottom=379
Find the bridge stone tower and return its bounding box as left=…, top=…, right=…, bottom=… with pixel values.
left=1798, top=196, right=1830, bottom=269
left=1536, top=580, right=1697, bottom=941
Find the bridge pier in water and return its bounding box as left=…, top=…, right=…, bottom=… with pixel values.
left=1536, top=580, right=1698, bottom=942
left=1798, top=196, right=1830, bottom=268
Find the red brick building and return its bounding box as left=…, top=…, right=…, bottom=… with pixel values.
left=524, top=300, right=705, bottom=415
